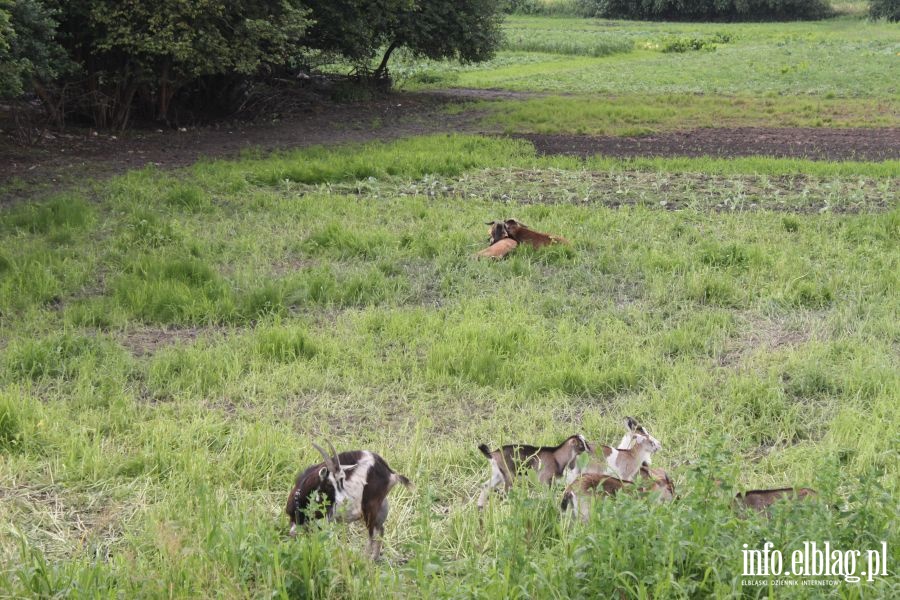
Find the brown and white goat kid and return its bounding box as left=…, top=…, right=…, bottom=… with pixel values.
left=734, top=487, right=817, bottom=513
left=503, top=219, right=569, bottom=248
left=567, top=417, right=662, bottom=484
left=476, top=435, right=589, bottom=509
left=286, top=442, right=410, bottom=560
left=560, top=466, right=675, bottom=520
left=615, top=417, right=661, bottom=465
left=476, top=220, right=518, bottom=259
left=575, top=432, right=661, bottom=484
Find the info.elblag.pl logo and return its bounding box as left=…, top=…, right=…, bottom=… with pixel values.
left=741, top=541, right=889, bottom=585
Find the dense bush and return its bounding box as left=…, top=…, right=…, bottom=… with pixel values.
left=0, top=0, right=68, bottom=100
left=578, top=0, right=834, bottom=20
left=1, top=0, right=503, bottom=128
left=869, top=0, right=899, bottom=20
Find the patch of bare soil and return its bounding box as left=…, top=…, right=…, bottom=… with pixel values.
left=118, top=326, right=206, bottom=357
left=517, top=128, right=900, bottom=162
left=718, top=316, right=812, bottom=368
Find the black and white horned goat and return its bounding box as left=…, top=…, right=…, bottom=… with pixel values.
left=286, top=442, right=410, bottom=560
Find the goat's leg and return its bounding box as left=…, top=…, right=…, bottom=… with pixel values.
left=366, top=499, right=390, bottom=560
left=477, top=463, right=505, bottom=509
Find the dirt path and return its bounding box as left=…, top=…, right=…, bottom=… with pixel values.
left=0, top=93, right=474, bottom=201
left=3, top=90, right=897, bottom=204
left=517, top=128, right=900, bottom=162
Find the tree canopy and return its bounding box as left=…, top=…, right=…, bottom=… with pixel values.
left=1, top=0, right=504, bottom=128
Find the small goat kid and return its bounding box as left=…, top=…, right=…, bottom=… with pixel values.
left=560, top=466, right=675, bottom=520
left=477, top=434, right=589, bottom=509
left=577, top=432, right=662, bottom=484
left=476, top=220, right=518, bottom=259
left=286, top=442, right=410, bottom=560
left=503, top=219, right=569, bottom=248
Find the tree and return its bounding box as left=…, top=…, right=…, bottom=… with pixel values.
left=0, top=0, right=68, bottom=101
left=301, top=0, right=503, bottom=80
left=869, top=0, right=899, bottom=21
left=49, top=0, right=312, bottom=127
left=376, top=0, right=504, bottom=79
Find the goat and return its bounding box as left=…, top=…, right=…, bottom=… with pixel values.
left=734, top=487, right=817, bottom=513
left=615, top=417, right=661, bottom=465
left=560, top=466, right=675, bottom=520
left=503, top=219, right=569, bottom=248
left=476, top=220, right=518, bottom=259
left=286, top=442, right=410, bottom=560
left=476, top=434, right=589, bottom=509
left=575, top=431, right=662, bottom=484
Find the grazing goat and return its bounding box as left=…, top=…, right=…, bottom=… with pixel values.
left=503, top=219, right=569, bottom=248
left=574, top=431, right=662, bottom=484
left=286, top=442, right=410, bottom=560
left=560, top=466, right=675, bottom=520
left=734, top=487, right=817, bottom=513
left=476, top=434, right=589, bottom=509
left=476, top=220, right=518, bottom=259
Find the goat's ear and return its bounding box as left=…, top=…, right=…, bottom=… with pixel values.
left=624, top=416, right=638, bottom=431
left=318, top=466, right=329, bottom=481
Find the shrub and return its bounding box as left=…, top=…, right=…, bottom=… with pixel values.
left=869, top=0, right=899, bottom=20
left=579, top=0, right=833, bottom=20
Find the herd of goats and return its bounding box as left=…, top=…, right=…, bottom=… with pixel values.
left=286, top=418, right=816, bottom=560
left=284, top=219, right=816, bottom=560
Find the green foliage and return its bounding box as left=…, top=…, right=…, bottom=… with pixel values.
left=580, top=0, right=834, bottom=20
left=304, top=0, right=503, bottom=78
left=0, top=0, right=68, bottom=99
left=660, top=33, right=731, bottom=53
left=869, top=0, right=899, bottom=19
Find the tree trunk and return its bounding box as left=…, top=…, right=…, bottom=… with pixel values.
left=373, top=42, right=399, bottom=81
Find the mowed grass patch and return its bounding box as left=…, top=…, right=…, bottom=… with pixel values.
left=0, top=134, right=898, bottom=597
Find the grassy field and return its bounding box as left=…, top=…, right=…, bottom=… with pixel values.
left=394, top=14, right=899, bottom=136
left=2, top=4, right=900, bottom=598
left=1, top=135, right=898, bottom=597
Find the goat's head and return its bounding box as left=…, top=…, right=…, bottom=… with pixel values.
left=312, top=441, right=349, bottom=493
left=485, top=220, right=510, bottom=245
left=503, top=219, right=527, bottom=238
left=566, top=434, right=590, bottom=454
left=622, top=416, right=661, bottom=451
left=631, top=431, right=662, bottom=456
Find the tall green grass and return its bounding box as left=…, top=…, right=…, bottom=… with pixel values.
left=0, top=134, right=897, bottom=598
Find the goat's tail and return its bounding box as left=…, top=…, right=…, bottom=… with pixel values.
left=392, top=473, right=412, bottom=488
left=477, top=444, right=493, bottom=459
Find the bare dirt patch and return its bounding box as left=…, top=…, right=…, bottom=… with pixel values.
left=0, top=92, right=477, bottom=201
left=718, top=315, right=813, bottom=368
left=517, top=128, right=900, bottom=162
left=118, top=326, right=206, bottom=357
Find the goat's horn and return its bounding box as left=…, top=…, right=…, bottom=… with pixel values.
left=312, top=443, right=335, bottom=472
left=326, top=440, right=340, bottom=468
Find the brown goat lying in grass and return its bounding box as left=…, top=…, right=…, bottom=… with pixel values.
left=476, top=218, right=568, bottom=259
left=476, top=221, right=518, bottom=259
left=502, top=219, right=569, bottom=248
